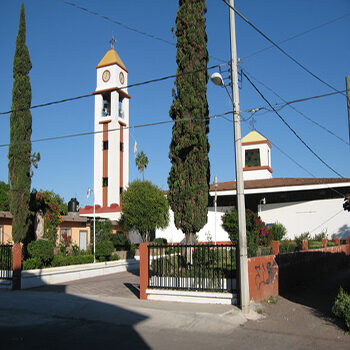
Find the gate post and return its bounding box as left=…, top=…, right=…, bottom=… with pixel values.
left=139, top=243, right=149, bottom=300
left=12, top=243, right=22, bottom=290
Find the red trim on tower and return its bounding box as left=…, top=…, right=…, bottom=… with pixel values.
left=99, top=119, right=112, bottom=124
left=243, top=165, right=273, bottom=173
left=120, top=126, right=124, bottom=190
left=92, top=87, right=131, bottom=100
left=242, top=140, right=272, bottom=148
left=103, top=123, right=108, bottom=208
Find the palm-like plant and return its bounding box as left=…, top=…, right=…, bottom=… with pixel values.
left=135, top=151, right=149, bottom=181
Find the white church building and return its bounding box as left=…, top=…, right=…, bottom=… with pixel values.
left=79, top=46, right=350, bottom=242
left=156, top=130, right=350, bottom=242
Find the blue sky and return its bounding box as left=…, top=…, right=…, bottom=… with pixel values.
left=0, top=0, right=349, bottom=208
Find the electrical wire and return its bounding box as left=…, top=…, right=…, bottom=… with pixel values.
left=241, top=12, right=350, bottom=61
left=0, top=63, right=223, bottom=116
left=242, top=70, right=344, bottom=178
left=220, top=114, right=348, bottom=198
left=242, top=70, right=350, bottom=146
left=220, top=0, right=346, bottom=97
left=60, top=0, right=226, bottom=64
left=0, top=111, right=233, bottom=148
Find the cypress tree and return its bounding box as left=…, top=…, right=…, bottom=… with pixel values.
left=168, top=0, right=210, bottom=243
left=8, top=4, right=34, bottom=243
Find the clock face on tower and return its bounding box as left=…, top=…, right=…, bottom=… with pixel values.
left=119, top=71, right=125, bottom=84
left=102, top=70, right=110, bottom=82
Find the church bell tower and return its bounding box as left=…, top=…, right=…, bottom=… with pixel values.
left=80, top=42, right=130, bottom=220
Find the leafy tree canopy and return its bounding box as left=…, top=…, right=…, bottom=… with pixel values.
left=120, top=180, right=169, bottom=242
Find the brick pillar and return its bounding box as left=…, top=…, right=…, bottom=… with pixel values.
left=272, top=241, right=280, bottom=255
left=335, top=238, right=340, bottom=246
left=139, top=243, right=149, bottom=300
left=302, top=239, right=308, bottom=251
left=322, top=238, right=327, bottom=248
left=12, top=243, right=22, bottom=290
left=346, top=237, right=350, bottom=245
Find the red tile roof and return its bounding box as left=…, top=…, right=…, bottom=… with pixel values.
left=210, top=178, right=350, bottom=192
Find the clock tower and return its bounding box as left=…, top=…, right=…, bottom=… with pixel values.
left=80, top=45, right=130, bottom=220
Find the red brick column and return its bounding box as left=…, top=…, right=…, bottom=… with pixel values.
left=346, top=238, right=350, bottom=245
left=302, top=240, right=308, bottom=251
left=335, top=238, right=340, bottom=246
left=322, top=238, right=327, bottom=248
left=12, top=243, right=22, bottom=290
left=272, top=241, right=280, bottom=255
left=139, top=243, right=149, bottom=300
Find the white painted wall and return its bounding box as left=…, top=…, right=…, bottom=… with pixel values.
left=94, top=94, right=103, bottom=206
left=155, top=207, right=233, bottom=243
left=258, top=198, right=350, bottom=239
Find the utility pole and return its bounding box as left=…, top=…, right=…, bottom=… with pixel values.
left=229, top=0, right=250, bottom=314
left=346, top=76, right=350, bottom=145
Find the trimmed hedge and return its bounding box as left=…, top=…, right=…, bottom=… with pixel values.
left=22, top=257, right=42, bottom=270
left=27, top=240, right=54, bottom=264
left=50, top=254, right=94, bottom=267
left=332, top=287, right=350, bottom=330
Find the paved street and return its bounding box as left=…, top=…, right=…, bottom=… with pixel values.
left=0, top=268, right=349, bottom=349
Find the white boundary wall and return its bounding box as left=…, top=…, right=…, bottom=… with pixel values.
left=19, top=258, right=139, bottom=289
left=259, top=198, right=350, bottom=239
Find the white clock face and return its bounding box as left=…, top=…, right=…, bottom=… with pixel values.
left=119, top=71, right=125, bottom=84
left=102, top=70, right=110, bottom=82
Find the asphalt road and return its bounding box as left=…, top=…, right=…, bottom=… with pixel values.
left=0, top=268, right=349, bottom=349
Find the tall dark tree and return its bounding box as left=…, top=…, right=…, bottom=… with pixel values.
left=8, top=5, right=36, bottom=243
left=168, top=0, right=210, bottom=244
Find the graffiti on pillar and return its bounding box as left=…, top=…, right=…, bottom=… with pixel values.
left=254, top=260, right=278, bottom=290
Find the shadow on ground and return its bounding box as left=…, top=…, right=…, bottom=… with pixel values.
left=0, top=272, right=150, bottom=349
left=279, top=259, right=350, bottom=331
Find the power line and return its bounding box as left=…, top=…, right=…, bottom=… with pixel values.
left=242, top=70, right=344, bottom=178
left=221, top=115, right=348, bottom=197
left=241, top=12, right=350, bottom=61
left=0, top=63, right=223, bottom=116
left=61, top=0, right=226, bottom=64
left=242, top=70, right=350, bottom=146
left=0, top=111, right=233, bottom=149
left=220, top=0, right=346, bottom=97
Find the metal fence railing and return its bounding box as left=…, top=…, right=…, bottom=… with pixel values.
left=0, top=245, right=12, bottom=280
left=148, top=244, right=236, bottom=293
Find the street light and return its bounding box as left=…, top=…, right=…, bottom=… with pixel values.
left=87, top=187, right=96, bottom=263
left=210, top=0, right=250, bottom=314
left=214, top=175, right=218, bottom=245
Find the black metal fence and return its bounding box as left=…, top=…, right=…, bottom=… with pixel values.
left=148, top=244, right=236, bottom=292
left=0, top=245, right=12, bottom=280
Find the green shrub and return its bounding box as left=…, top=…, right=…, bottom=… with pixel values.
left=313, top=231, right=327, bottom=241
left=27, top=240, right=54, bottom=264
left=110, top=253, right=120, bottom=261
left=222, top=208, right=270, bottom=257
left=295, top=232, right=310, bottom=250
left=22, top=257, right=42, bottom=270
left=109, top=232, right=130, bottom=251
left=279, top=240, right=298, bottom=254
left=152, top=237, right=167, bottom=245
left=50, top=254, right=94, bottom=267
left=332, top=287, right=350, bottom=330
left=268, top=222, right=287, bottom=241
left=95, top=240, right=114, bottom=259
left=130, top=243, right=137, bottom=251
left=308, top=241, right=323, bottom=250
